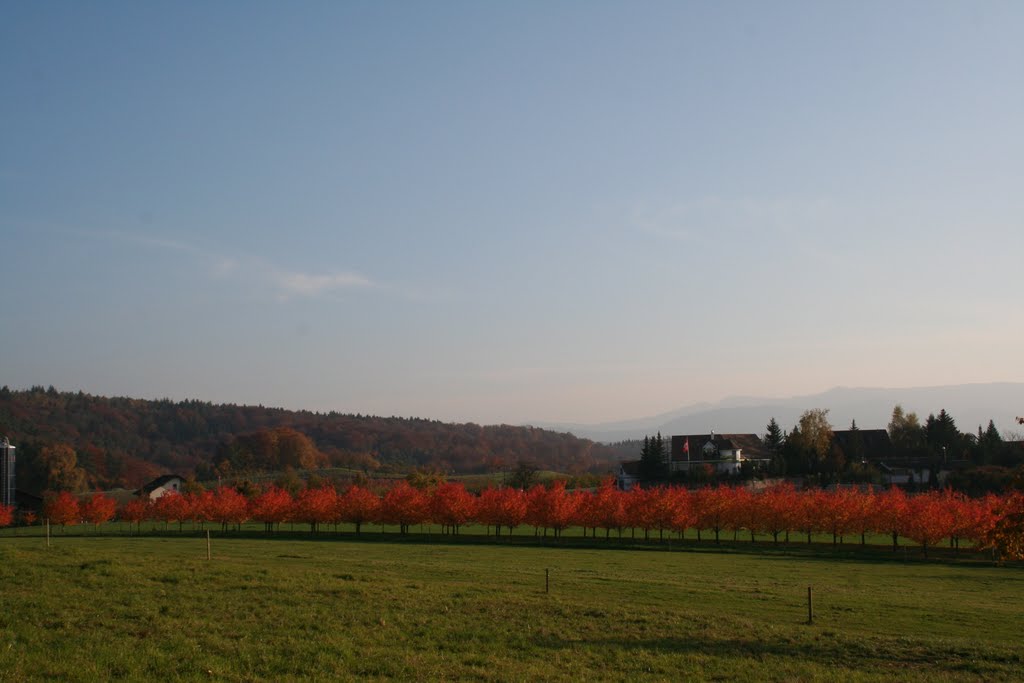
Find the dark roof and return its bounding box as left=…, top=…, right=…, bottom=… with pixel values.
left=669, top=434, right=766, bottom=462
left=877, top=457, right=971, bottom=470
left=832, top=429, right=892, bottom=459
left=15, top=489, right=43, bottom=511
left=137, top=474, right=183, bottom=495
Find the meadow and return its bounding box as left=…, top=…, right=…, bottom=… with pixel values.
left=1, top=531, right=1022, bottom=681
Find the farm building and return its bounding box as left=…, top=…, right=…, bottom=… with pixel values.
left=618, top=432, right=769, bottom=489
left=137, top=474, right=185, bottom=500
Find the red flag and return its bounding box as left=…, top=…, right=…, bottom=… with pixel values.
left=684, top=438, right=690, bottom=455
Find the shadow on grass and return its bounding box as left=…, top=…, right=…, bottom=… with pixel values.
left=2, top=525, right=1010, bottom=568
left=530, top=631, right=1022, bottom=674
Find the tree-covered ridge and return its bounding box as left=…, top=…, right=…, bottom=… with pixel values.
left=0, top=386, right=619, bottom=492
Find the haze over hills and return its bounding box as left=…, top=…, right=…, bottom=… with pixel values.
left=533, top=383, right=1024, bottom=443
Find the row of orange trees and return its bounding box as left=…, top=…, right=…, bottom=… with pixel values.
left=22, top=481, right=1024, bottom=559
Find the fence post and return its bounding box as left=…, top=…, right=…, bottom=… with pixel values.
left=545, top=568, right=550, bottom=594
left=206, top=530, right=211, bottom=561
left=807, top=586, right=813, bottom=624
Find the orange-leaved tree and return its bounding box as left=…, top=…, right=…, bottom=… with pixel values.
left=251, top=486, right=293, bottom=533
left=692, top=486, right=729, bottom=544
left=590, top=479, right=627, bottom=540
left=81, top=493, right=117, bottom=531
left=873, top=487, right=910, bottom=552
left=979, top=492, right=1024, bottom=563
left=293, top=485, right=337, bottom=533
left=669, top=487, right=695, bottom=541
left=152, top=492, right=189, bottom=531
left=903, top=490, right=953, bottom=558
left=430, top=482, right=477, bottom=535
left=758, top=483, right=798, bottom=544
left=528, top=481, right=578, bottom=539
left=477, top=486, right=527, bottom=537
left=119, top=498, right=150, bottom=535
left=0, top=503, right=13, bottom=528
left=380, top=482, right=430, bottom=534
left=648, top=487, right=683, bottom=542
left=208, top=487, right=251, bottom=532
left=623, top=486, right=657, bottom=541
left=338, top=485, right=381, bottom=535
left=44, top=491, right=81, bottom=529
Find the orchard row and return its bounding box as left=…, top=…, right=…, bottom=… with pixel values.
left=10, top=481, right=1024, bottom=559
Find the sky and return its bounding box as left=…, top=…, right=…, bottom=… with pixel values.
left=2, top=1, right=1022, bottom=426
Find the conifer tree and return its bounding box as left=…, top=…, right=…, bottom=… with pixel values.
left=764, top=418, right=784, bottom=451
left=638, top=432, right=667, bottom=483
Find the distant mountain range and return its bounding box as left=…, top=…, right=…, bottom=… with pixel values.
left=532, top=383, right=1024, bottom=443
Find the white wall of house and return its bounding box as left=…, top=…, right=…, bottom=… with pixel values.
left=147, top=477, right=183, bottom=500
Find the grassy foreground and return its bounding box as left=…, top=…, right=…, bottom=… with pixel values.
left=1, top=536, right=1022, bottom=682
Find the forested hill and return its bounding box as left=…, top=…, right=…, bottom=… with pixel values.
left=0, top=386, right=622, bottom=492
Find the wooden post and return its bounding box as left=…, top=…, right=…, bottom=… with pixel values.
left=545, top=568, right=550, bottom=594
left=807, top=586, right=813, bottom=624
left=206, top=530, right=211, bottom=561
left=46, top=519, right=51, bottom=549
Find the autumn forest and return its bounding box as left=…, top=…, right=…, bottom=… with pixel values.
left=0, top=386, right=621, bottom=492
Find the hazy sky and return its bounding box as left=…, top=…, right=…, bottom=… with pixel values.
left=3, top=1, right=1022, bottom=425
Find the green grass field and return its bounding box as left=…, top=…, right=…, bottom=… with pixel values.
left=1, top=533, right=1022, bottom=681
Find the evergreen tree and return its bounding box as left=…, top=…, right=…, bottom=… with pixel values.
left=781, top=424, right=806, bottom=475
left=764, top=418, right=786, bottom=475
left=977, top=420, right=1004, bottom=465
left=925, top=409, right=960, bottom=457
left=638, top=432, right=667, bottom=483
left=763, top=418, right=784, bottom=451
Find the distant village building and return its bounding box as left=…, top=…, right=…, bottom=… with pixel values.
left=617, top=461, right=641, bottom=490
left=830, top=429, right=892, bottom=464
left=1, top=437, right=14, bottom=507
left=618, top=432, right=769, bottom=490
left=137, top=474, right=184, bottom=500
left=830, top=428, right=957, bottom=486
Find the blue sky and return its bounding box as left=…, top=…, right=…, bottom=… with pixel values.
left=2, top=1, right=1022, bottom=425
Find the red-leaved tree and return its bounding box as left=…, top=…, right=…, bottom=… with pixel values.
left=590, top=479, right=628, bottom=540
left=153, top=492, right=189, bottom=531
left=874, top=487, right=910, bottom=551
left=251, top=486, right=293, bottom=533
left=431, top=482, right=477, bottom=535
left=338, top=485, right=380, bottom=535
left=119, top=499, right=150, bottom=535
left=380, top=482, right=430, bottom=534
left=477, top=487, right=527, bottom=537
left=81, top=493, right=117, bottom=531
left=903, top=490, right=954, bottom=558
left=44, top=491, right=81, bottom=529
left=294, top=486, right=337, bottom=533
left=208, top=487, right=251, bottom=532
left=692, top=486, right=728, bottom=544
left=0, top=504, right=13, bottom=528
left=527, top=481, right=578, bottom=539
